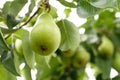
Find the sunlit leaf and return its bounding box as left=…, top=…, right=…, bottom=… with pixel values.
left=57, top=19, right=80, bottom=51
left=77, top=0, right=101, bottom=18
left=22, top=32, right=35, bottom=69
left=88, top=0, right=118, bottom=9
left=2, top=0, right=27, bottom=17
left=58, top=0, right=76, bottom=8
left=21, top=64, right=32, bottom=80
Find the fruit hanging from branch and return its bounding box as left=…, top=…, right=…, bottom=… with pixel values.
left=98, top=36, right=114, bottom=58
left=29, top=13, right=61, bottom=56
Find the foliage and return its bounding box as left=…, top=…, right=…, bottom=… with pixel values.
left=0, top=0, right=120, bottom=80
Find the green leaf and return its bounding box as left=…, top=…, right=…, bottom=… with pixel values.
left=0, top=27, right=18, bottom=34
left=36, top=54, right=60, bottom=80
left=112, top=75, right=120, bottom=80
left=26, top=0, right=35, bottom=16
left=14, top=28, right=28, bottom=39
left=2, top=1, right=12, bottom=16
left=57, top=19, right=80, bottom=51
left=21, top=64, right=32, bottom=80
left=88, top=0, right=118, bottom=9
left=58, top=0, right=76, bottom=8
left=22, top=32, right=35, bottom=69
left=77, top=0, right=101, bottom=18
left=1, top=50, right=20, bottom=76
left=94, top=10, right=115, bottom=29
left=6, top=14, right=20, bottom=29
left=95, top=56, right=111, bottom=79
left=13, top=51, right=24, bottom=74
left=0, top=63, right=17, bottom=80
left=64, top=8, right=71, bottom=18
left=2, top=0, right=27, bottom=17
left=0, top=30, right=10, bottom=50
left=117, top=0, right=120, bottom=9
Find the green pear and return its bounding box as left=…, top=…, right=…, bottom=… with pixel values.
left=98, top=36, right=114, bottom=58
left=112, top=52, right=120, bottom=72
left=15, top=39, right=23, bottom=55
left=29, top=13, right=61, bottom=56
left=62, top=48, right=76, bottom=57
left=73, top=46, right=90, bottom=68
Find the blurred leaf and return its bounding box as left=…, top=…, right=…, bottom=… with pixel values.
left=77, top=71, right=89, bottom=80
left=88, top=0, right=118, bottom=9
left=77, top=0, right=101, bottom=18
left=112, top=75, right=120, bottom=80
left=0, top=30, right=10, bottom=50
left=1, top=50, right=20, bottom=76
left=6, top=14, right=20, bottom=29
left=2, top=1, right=11, bottom=16
left=26, top=0, right=35, bottom=16
left=64, top=8, right=71, bottom=18
left=57, top=19, right=80, bottom=51
left=117, top=0, right=120, bottom=9
left=13, top=28, right=28, bottom=39
left=21, top=64, right=32, bottom=80
left=95, top=56, right=111, bottom=79
left=58, top=0, right=76, bottom=8
left=95, top=10, right=115, bottom=29
left=13, top=51, right=24, bottom=74
left=2, top=0, right=27, bottom=17
left=36, top=54, right=60, bottom=80
left=0, top=63, right=17, bottom=80
left=22, top=32, right=35, bottom=69
left=0, top=27, right=18, bottom=34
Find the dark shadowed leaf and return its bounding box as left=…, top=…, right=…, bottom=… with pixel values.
left=0, top=29, right=10, bottom=50
left=112, top=75, right=120, bottom=80
left=0, top=62, right=17, bottom=80
left=6, top=14, right=20, bottom=29
left=1, top=50, right=20, bottom=76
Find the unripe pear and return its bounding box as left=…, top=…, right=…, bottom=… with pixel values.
left=112, top=52, right=120, bottom=72
left=73, top=46, right=90, bottom=68
left=29, top=13, right=61, bottom=56
left=98, top=36, right=114, bottom=58
left=15, top=39, right=23, bottom=55
left=62, top=48, right=76, bottom=57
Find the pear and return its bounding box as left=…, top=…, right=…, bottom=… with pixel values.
left=15, top=39, right=23, bottom=55
left=29, top=13, right=61, bottom=56
left=73, top=46, right=90, bottom=68
left=98, top=36, right=114, bottom=58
